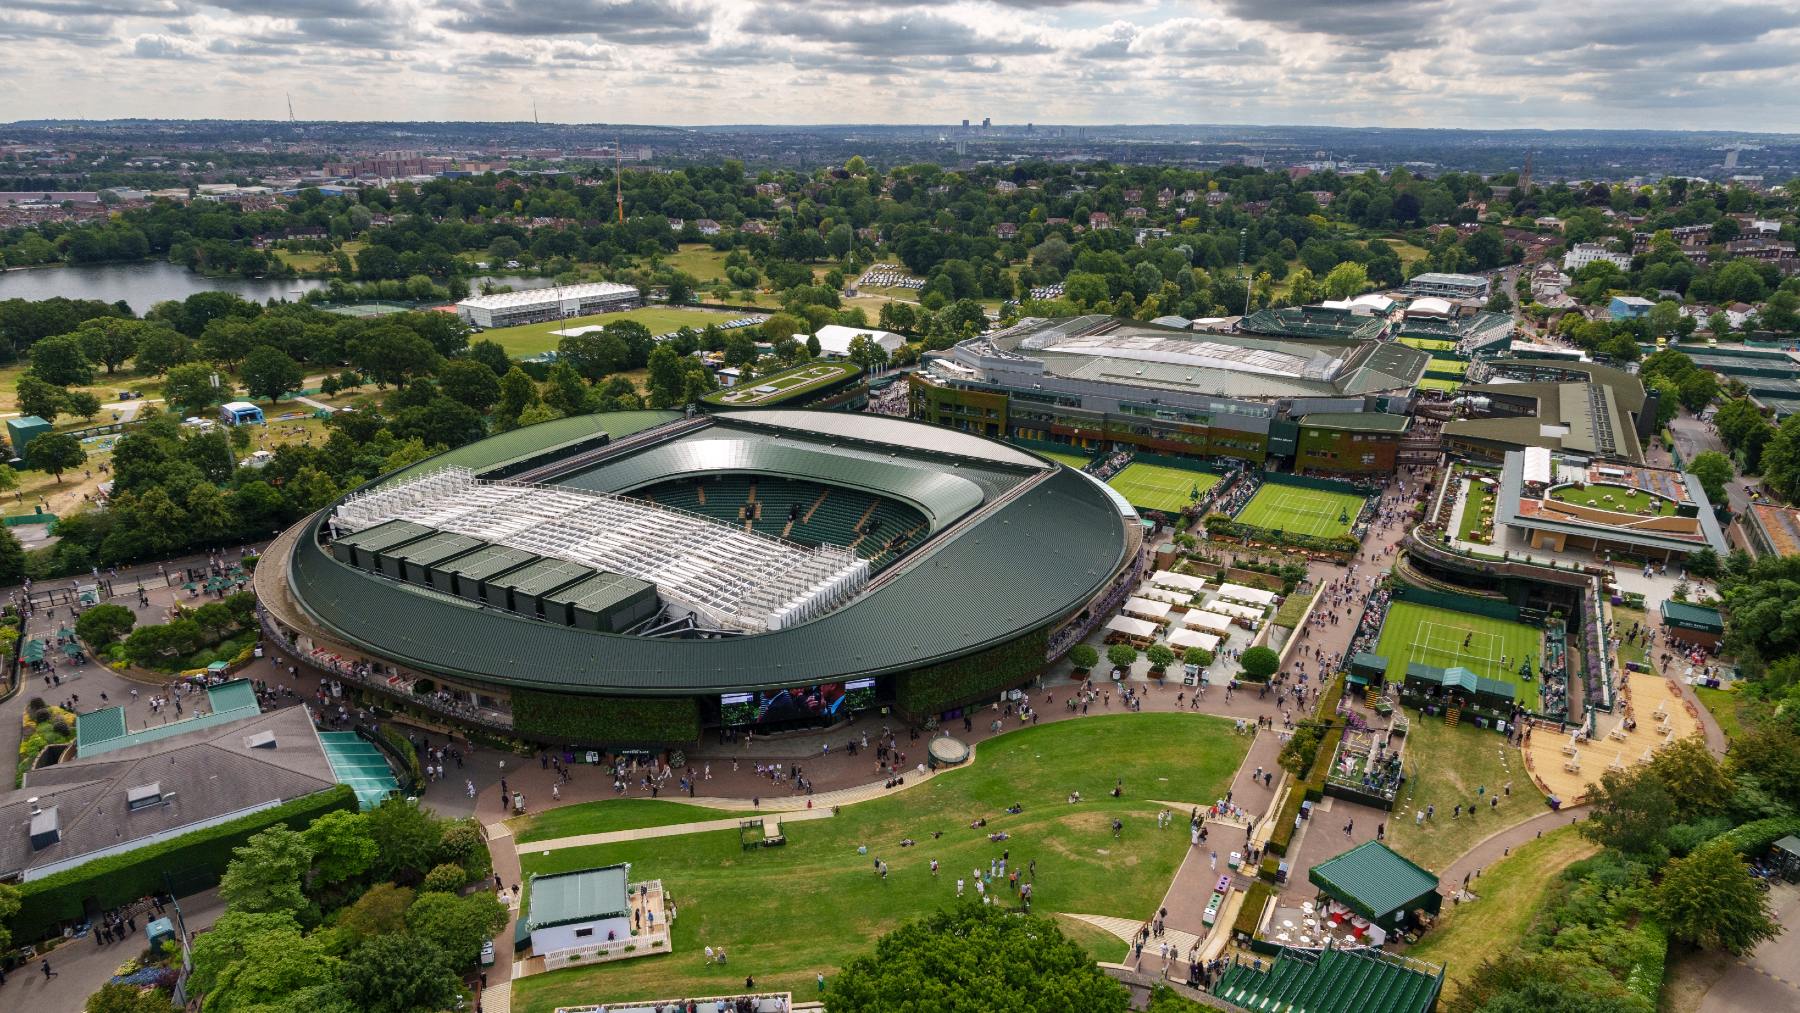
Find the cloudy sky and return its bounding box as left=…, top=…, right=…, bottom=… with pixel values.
left=4, top=0, right=1800, bottom=130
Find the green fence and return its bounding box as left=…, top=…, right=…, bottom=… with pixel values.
left=2, top=512, right=55, bottom=527
left=1133, top=453, right=1228, bottom=475
left=1390, top=583, right=1526, bottom=624
left=1259, top=471, right=1368, bottom=496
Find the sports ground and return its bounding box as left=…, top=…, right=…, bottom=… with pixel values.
left=479, top=306, right=742, bottom=356
left=1234, top=484, right=1365, bottom=538
left=1373, top=601, right=1545, bottom=711
left=1106, top=462, right=1219, bottom=513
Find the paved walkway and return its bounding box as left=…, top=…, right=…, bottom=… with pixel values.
left=1700, top=882, right=1800, bottom=1011
left=0, top=889, right=226, bottom=1013
left=1433, top=804, right=1591, bottom=897
left=501, top=807, right=838, bottom=852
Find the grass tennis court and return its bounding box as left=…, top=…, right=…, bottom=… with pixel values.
left=1234, top=483, right=1365, bottom=538
left=1107, top=462, right=1219, bottom=512
left=480, top=306, right=742, bottom=356
left=1374, top=601, right=1544, bottom=710
left=1041, top=450, right=1093, bottom=470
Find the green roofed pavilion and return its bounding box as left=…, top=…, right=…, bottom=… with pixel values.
left=76, top=679, right=263, bottom=758
left=527, top=864, right=632, bottom=931
left=1309, top=840, right=1443, bottom=931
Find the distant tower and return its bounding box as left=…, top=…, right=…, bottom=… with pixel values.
left=961, top=118, right=970, bottom=129
left=533, top=101, right=540, bottom=125
left=1519, top=150, right=1534, bottom=192
left=1724, top=147, right=1740, bottom=170
left=982, top=116, right=991, bottom=129
left=286, top=93, right=296, bottom=123
left=615, top=139, right=625, bottom=224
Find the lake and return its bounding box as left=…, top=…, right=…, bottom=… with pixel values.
left=0, top=261, right=552, bottom=314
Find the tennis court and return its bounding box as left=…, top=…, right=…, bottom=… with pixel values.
left=1234, top=483, right=1365, bottom=538
left=1107, top=463, right=1220, bottom=513
left=1373, top=601, right=1544, bottom=710
left=319, top=731, right=400, bottom=809
left=1041, top=450, right=1094, bottom=470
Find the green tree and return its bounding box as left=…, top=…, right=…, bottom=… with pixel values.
left=303, top=809, right=378, bottom=888
left=1068, top=643, right=1099, bottom=671
left=335, top=882, right=414, bottom=942
left=14, top=374, right=68, bottom=422
left=240, top=345, right=304, bottom=404
left=437, top=358, right=502, bottom=414
left=74, top=317, right=142, bottom=375
left=163, top=361, right=222, bottom=416
left=75, top=602, right=137, bottom=645
left=365, top=796, right=444, bottom=883
left=66, top=389, right=102, bottom=421
left=495, top=366, right=540, bottom=428
left=1106, top=642, right=1139, bottom=672
left=219, top=826, right=315, bottom=918
left=188, top=909, right=305, bottom=996
left=846, top=333, right=890, bottom=373
left=338, top=934, right=460, bottom=1013
left=1183, top=647, right=1213, bottom=668
left=0, top=526, right=25, bottom=586
left=0, top=880, right=18, bottom=953
left=349, top=325, right=438, bottom=387
left=1689, top=450, right=1735, bottom=504
left=405, top=890, right=507, bottom=968
left=1580, top=765, right=1676, bottom=858
left=557, top=330, right=628, bottom=381
left=133, top=323, right=193, bottom=375
left=1647, top=299, right=1683, bottom=337
left=1145, top=643, right=1176, bottom=671
left=1658, top=842, right=1780, bottom=953
left=28, top=332, right=95, bottom=385
left=29, top=431, right=86, bottom=483
left=420, top=862, right=469, bottom=893
left=204, top=927, right=341, bottom=1012
left=1239, top=645, right=1280, bottom=681
left=828, top=905, right=1129, bottom=1013
left=1322, top=261, right=1369, bottom=300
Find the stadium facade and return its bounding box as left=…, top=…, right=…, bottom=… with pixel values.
left=259, top=410, right=1138, bottom=746
left=909, top=315, right=1428, bottom=474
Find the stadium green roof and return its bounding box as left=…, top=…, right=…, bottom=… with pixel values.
left=1308, top=841, right=1442, bottom=923
left=382, top=410, right=683, bottom=487
left=1299, top=412, right=1411, bottom=433
left=1660, top=600, right=1724, bottom=632
left=701, top=361, right=861, bottom=407
left=285, top=414, right=1128, bottom=696
left=1215, top=947, right=1444, bottom=1013
left=1404, top=662, right=1516, bottom=701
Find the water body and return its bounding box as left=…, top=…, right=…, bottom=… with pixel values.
left=0, top=261, right=331, bottom=313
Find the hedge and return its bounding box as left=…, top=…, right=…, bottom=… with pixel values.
left=1708, top=815, right=1800, bottom=856
left=894, top=628, right=1047, bottom=719
left=1234, top=881, right=1274, bottom=938
left=380, top=726, right=424, bottom=791
left=9, top=784, right=356, bottom=942
left=1205, top=514, right=1361, bottom=556
left=1268, top=675, right=1348, bottom=856
left=511, top=690, right=701, bottom=745
left=1623, top=918, right=1668, bottom=1009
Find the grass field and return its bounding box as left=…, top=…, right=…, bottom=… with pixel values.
left=1235, top=484, right=1364, bottom=538
left=509, top=714, right=1248, bottom=1011
left=1381, top=716, right=1545, bottom=872
left=1428, top=358, right=1468, bottom=377
left=1375, top=602, right=1545, bottom=711
left=1417, top=377, right=1463, bottom=393
left=480, top=306, right=744, bottom=357
left=1693, top=685, right=1747, bottom=742
left=1106, top=463, right=1219, bottom=513
left=1398, top=337, right=1457, bottom=352
left=663, top=244, right=730, bottom=283
left=1548, top=483, right=1679, bottom=516
left=511, top=799, right=734, bottom=844
left=1458, top=479, right=1494, bottom=543
left=1405, top=826, right=1596, bottom=995
left=1041, top=450, right=1094, bottom=470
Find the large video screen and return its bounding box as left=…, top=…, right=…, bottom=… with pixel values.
left=720, top=678, right=876, bottom=727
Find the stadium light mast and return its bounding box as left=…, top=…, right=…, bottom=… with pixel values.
left=615, top=138, right=625, bottom=224
left=1238, top=228, right=1252, bottom=318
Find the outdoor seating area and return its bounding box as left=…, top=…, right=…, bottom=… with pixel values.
left=1522, top=669, right=1702, bottom=802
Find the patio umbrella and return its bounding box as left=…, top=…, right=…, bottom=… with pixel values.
left=21, top=640, right=45, bottom=662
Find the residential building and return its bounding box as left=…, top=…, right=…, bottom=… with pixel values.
left=1610, top=295, right=1655, bottom=320
left=1563, top=244, right=1632, bottom=272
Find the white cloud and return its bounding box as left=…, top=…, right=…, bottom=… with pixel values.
left=0, top=0, right=1796, bottom=128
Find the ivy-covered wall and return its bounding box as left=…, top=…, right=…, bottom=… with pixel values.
left=894, top=628, right=1049, bottom=719
left=512, top=690, right=701, bottom=746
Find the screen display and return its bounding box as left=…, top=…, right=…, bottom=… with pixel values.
left=721, top=678, right=876, bottom=726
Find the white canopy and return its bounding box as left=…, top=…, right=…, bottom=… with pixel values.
left=1136, top=585, right=1190, bottom=607
left=1122, top=597, right=1172, bottom=622
left=1209, top=601, right=1265, bottom=621
left=1217, top=583, right=1278, bottom=607
left=1150, top=570, right=1209, bottom=594
left=1168, top=628, right=1221, bottom=652
left=1104, top=615, right=1158, bottom=640
left=1181, top=610, right=1234, bottom=634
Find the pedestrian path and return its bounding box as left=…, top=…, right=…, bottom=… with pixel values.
left=504, top=806, right=837, bottom=853
left=1063, top=912, right=1202, bottom=958
left=479, top=981, right=511, bottom=1013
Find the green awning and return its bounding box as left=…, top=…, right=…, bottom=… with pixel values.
left=21, top=640, right=45, bottom=662
left=1348, top=673, right=1370, bottom=687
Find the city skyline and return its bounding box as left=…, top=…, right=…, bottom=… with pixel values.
left=3, top=0, right=1800, bottom=131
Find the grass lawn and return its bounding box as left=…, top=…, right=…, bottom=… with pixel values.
left=1548, top=484, right=1679, bottom=516
left=511, top=800, right=734, bottom=844
left=1429, top=357, right=1468, bottom=377
left=1417, top=377, right=1463, bottom=393
left=1056, top=916, right=1129, bottom=964
left=1374, top=602, right=1546, bottom=712
left=663, top=244, right=730, bottom=284
left=480, top=307, right=743, bottom=357
left=1235, top=484, right=1364, bottom=539
left=701, top=362, right=858, bottom=407
left=1041, top=450, right=1094, bottom=470
left=1382, top=717, right=1545, bottom=873
left=509, top=714, right=1248, bottom=1011
left=1377, top=238, right=1430, bottom=267
left=1693, top=685, right=1747, bottom=742
left=1610, top=606, right=1650, bottom=669
left=1107, top=463, right=1219, bottom=513
left=1405, top=826, right=1596, bottom=995
left=1398, top=337, right=1457, bottom=353
left=1458, top=479, right=1494, bottom=543
left=1272, top=587, right=1316, bottom=629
